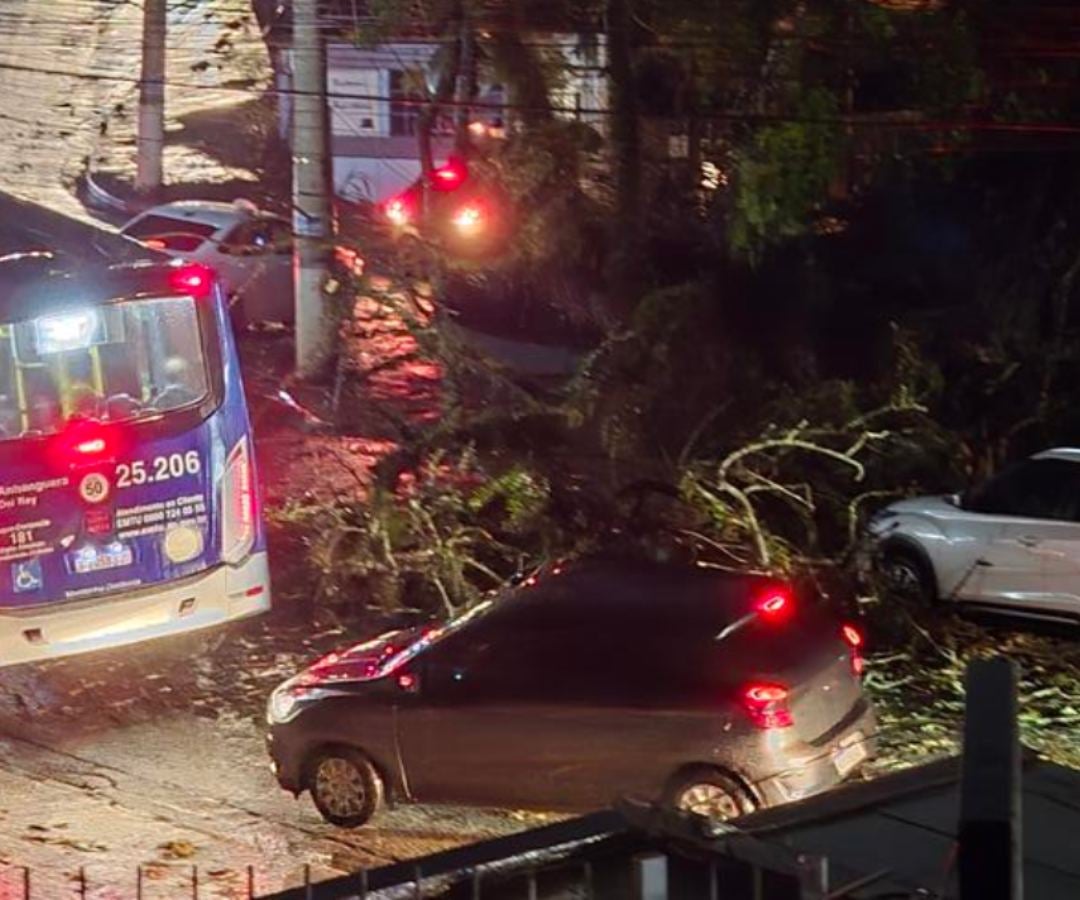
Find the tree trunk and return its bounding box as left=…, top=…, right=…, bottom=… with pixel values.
left=418, top=3, right=464, bottom=180
left=252, top=0, right=288, bottom=144
left=605, top=0, right=644, bottom=312
left=1039, top=238, right=1080, bottom=411
left=686, top=57, right=702, bottom=195
left=490, top=1, right=554, bottom=131
left=135, top=0, right=166, bottom=195
left=454, top=6, right=477, bottom=155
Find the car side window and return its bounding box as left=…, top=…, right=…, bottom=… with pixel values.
left=966, top=459, right=1080, bottom=521
left=421, top=626, right=585, bottom=702
left=266, top=219, right=293, bottom=254
left=419, top=576, right=618, bottom=702
left=220, top=219, right=286, bottom=254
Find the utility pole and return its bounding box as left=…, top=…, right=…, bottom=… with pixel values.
left=135, top=0, right=166, bottom=195
left=291, top=0, right=334, bottom=376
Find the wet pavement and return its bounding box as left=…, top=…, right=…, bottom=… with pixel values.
left=0, top=615, right=541, bottom=897
left=0, top=4, right=545, bottom=893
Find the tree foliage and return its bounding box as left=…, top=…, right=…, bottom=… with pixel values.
left=274, top=0, right=1080, bottom=628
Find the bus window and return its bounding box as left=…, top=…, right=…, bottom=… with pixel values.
left=0, top=295, right=211, bottom=439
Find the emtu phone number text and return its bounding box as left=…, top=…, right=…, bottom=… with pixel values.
left=116, top=452, right=201, bottom=488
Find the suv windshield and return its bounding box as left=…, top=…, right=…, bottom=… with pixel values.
left=0, top=295, right=210, bottom=440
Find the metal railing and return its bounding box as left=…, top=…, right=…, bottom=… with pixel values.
left=0, top=864, right=258, bottom=899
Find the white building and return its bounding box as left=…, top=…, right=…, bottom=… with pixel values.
left=322, top=37, right=607, bottom=202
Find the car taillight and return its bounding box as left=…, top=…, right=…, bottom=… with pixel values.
left=754, top=587, right=793, bottom=622
left=430, top=158, right=467, bottom=191
left=742, top=682, right=793, bottom=730
left=841, top=623, right=865, bottom=677
left=451, top=204, right=484, bottom=235
left=385, top=197, right=411, bottom=226
left=221, top=437, right=256, bottom=564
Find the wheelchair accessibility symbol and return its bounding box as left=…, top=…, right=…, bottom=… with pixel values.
left=12, top=558, right=43, bottom=594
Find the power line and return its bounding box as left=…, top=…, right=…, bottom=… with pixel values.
left=1, top=53, right=1080, bottom=137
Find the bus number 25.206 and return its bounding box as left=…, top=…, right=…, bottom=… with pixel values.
left=116, top=452, right=202, bottom=488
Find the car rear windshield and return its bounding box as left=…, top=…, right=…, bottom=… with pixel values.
left=122, top=215, right=218, bottom=252
left=0, top=296, right=211, bottom=440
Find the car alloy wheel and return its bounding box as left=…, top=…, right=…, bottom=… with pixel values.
left=314, top=757, right=370, bottom=820
left=675, top=782, right=743, bottom=820
left=881, top=552, right=933, bottom=605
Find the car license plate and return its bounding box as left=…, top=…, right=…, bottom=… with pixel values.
left=833, top=732, right=867, bottom=777
left=73, top=546, right=133, bottom=574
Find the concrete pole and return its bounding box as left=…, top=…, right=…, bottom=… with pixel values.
left=135, top=0, right=166, bottom=195
left=958, top=657, right=1022, bottom=900
left=291, top=0, right=334, bottom=375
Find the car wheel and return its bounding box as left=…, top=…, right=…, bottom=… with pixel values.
left=879, top=547, right=936, bottom=606
left=666, top=768, right=755, bottom=821
left=307, top=747, right=384, bottom=828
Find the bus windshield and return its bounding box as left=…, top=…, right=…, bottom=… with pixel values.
left=0, top=295, right=210, bottom=440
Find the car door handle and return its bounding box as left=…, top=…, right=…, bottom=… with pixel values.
left=1016, top=535, right=1041, bottom=548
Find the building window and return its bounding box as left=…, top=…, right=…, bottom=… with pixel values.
left=389, top=69, right=422, bottom=137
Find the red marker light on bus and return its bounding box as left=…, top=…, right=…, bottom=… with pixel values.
left=169, top=264, right=213, bottom=297
left=75, top=437, right=106, bottom=455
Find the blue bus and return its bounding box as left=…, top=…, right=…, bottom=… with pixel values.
left=0, top=253, right=269, bottom=663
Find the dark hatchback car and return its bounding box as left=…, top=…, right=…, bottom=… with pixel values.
left=266, top=559, right=875, bottom=826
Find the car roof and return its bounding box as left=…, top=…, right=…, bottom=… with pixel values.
left=508, top=556, right=774, bottom=616
left=0, top=257, right=214, bottom=323
left=1033, top=448, right=1080, bottom=463
left=134, top=200, right=253, bottom=230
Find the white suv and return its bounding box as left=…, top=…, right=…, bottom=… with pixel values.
left=865, top=449, right=1080, bottom=622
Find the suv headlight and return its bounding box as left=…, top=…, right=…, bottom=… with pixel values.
left=866, top=507, right=898, bottom=536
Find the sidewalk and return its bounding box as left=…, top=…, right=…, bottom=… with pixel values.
left=80, top=0, right=283, bottom=222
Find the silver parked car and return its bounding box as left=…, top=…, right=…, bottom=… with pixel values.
left=865, top=449, right=1080, bottom=622
left=120, top=200, right=294, bottom=327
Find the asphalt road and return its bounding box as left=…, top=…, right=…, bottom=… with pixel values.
left=0, top=625, right=539, bottom=898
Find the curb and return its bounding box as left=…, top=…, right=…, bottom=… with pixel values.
left=78, top=160, right=146, bottom=221
left=441, top=317, right=586, bottom=377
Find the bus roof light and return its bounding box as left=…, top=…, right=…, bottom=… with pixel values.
left=37, top=310, right=97, bottom=353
